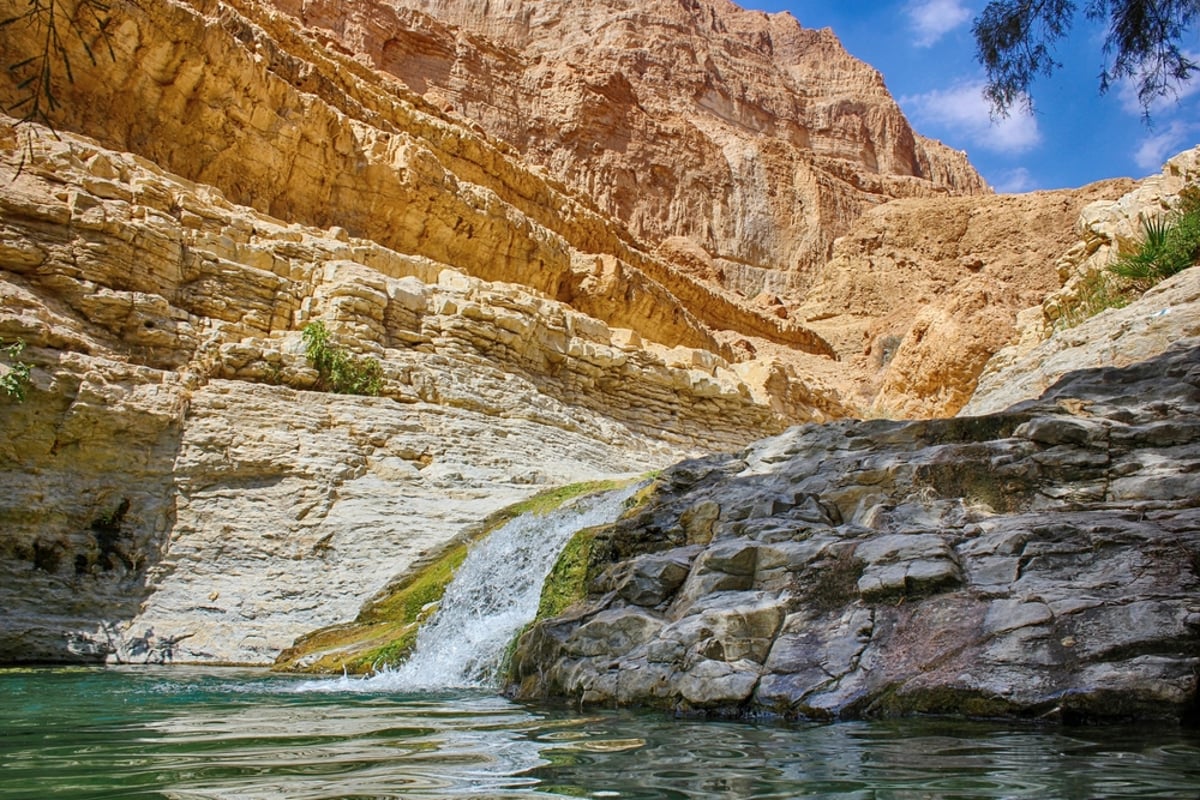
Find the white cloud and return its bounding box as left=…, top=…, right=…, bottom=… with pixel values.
left=907, top=0, right=973, bottom=47
left=901, top=81, right=1043, bottom=155
left=993, top=167, right=1039, bottom=193
left=1133, top=120, right=1200, bottom=172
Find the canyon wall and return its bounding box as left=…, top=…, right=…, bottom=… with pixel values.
left=0, top=0, right=1195, bottom=672
left=0, top=116, right=841, bottom=664
left=266, top=0, right=988, bottom=299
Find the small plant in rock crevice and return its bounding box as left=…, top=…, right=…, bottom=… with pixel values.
left=1051, top=270, right=1130, bottom=332
left=1110, top=189, right=1200, bottom=292
left=301, top=321, right=384, bottom=396
left=0, top=338, right=32, bottom=401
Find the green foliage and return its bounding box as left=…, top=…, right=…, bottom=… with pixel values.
left=1053, top=188, right=1199, bottom=331
left=974, top=1, right=1199, bottom=117
left=301, top=321, right=384, bottom=396
left=0, top=338, right=32, bottom=401
left=2, top=0, right=115, bottom=168
left=1110, top=195, right=1200, bottom=292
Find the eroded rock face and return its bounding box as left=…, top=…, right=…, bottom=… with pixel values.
left=965, top=148, right=1200, bottom=415
left=964, top=267, right=1200, bottom=417
left=508, top=344, right=1200, bottom=723
left=268, top=0, right=988, bottom=298
left=0, top=0, right=830, bottom=358
left=0, top=118, right=848, bottom=665
left=796, top=180, right=1135, bottom=417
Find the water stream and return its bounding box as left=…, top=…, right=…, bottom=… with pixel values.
left=302, top=482, right=641, bottom=693
left=2, top=666, right=1198, bottom=799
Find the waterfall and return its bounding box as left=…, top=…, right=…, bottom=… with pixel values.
left=306, top=482, right=640, bottom=693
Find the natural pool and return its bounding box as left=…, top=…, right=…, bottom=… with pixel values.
left=2, top=666, right=1198, bottom=799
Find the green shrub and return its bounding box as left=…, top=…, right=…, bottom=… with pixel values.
left=1052, top=187, right=1199, bottom=333
left=0, top=339, right=32, bottom=402
left=1110, top=190, right=1200, bottom=292
left=301, top=321, right=384, bottom=396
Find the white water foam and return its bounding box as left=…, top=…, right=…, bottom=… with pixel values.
left=296, top=482, right=641, bottom=693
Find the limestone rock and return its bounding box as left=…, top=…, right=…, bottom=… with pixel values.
left=508, top=343, right=1200, bottom=723
left=796, top=181, right=1135, bottom=417
left=270, top=0, right=988, bottom=300
left=0, top=0, right=833, bottom=358
left=964, top=267, right=1200, bottom=416
left=964, top=148, right=1200, bottom=415
left=0, top=119, right=845, bottom=665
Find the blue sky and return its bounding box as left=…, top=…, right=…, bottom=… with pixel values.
left=743, top=1, right=1199, bottom=192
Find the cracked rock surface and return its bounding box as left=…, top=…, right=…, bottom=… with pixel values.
left=508, top=342, right=1200, bottom=723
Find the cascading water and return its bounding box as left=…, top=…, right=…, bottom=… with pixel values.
left=305, top=482, right=641, bottom=693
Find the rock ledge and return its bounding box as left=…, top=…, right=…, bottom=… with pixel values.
left=509, top=343, right=1200, bottom=724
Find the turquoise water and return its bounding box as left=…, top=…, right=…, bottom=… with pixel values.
left=1, top=667, right=1198, bottom=799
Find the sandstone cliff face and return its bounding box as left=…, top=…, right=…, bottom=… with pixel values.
left=797, top=180, right=1135, bottom=417
left=964, top=147, right=1200, bottom=416
left=0, top=0, right=830, bottom=359
left=267, top=0, right=987, bottom=298
left=509, top=344, right=1200, bottom=723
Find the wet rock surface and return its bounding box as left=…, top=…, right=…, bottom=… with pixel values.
left=509, top=343, right=1200, bottom=723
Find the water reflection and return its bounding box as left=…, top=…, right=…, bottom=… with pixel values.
left=1, top=667, right=1197, bottom=800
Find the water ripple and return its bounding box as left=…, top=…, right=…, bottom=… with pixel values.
left=1, top=668, right=1198, bottom=799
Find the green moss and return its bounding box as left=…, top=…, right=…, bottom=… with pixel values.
left=506, top=479, right=628, bottom=519
left=361, top=543, right=469, bottom=626
left=536, top=527, right=599, bottom=620
left=532, top=475, right=662, bottom=623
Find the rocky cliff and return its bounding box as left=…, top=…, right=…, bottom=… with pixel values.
left=0, top=0, right=1194, bottom=676
left=268, top=0, right=987, bottom=300
left=0, top=113, right=851, bottom=664
left=0, top=0, right=858, bottom=664
left=508, top=343, right=1200, bottom=723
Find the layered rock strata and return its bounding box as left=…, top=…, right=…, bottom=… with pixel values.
left=508, top=344, right=1200, bottom=723
left=0, top=0, right=832, bottom=358
left=0, top=118, right=843, bottom=665
left=267, top=0, right=988, bottom=298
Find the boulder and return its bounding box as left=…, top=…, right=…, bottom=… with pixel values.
left=508, top=343, right=1200, bottom=723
